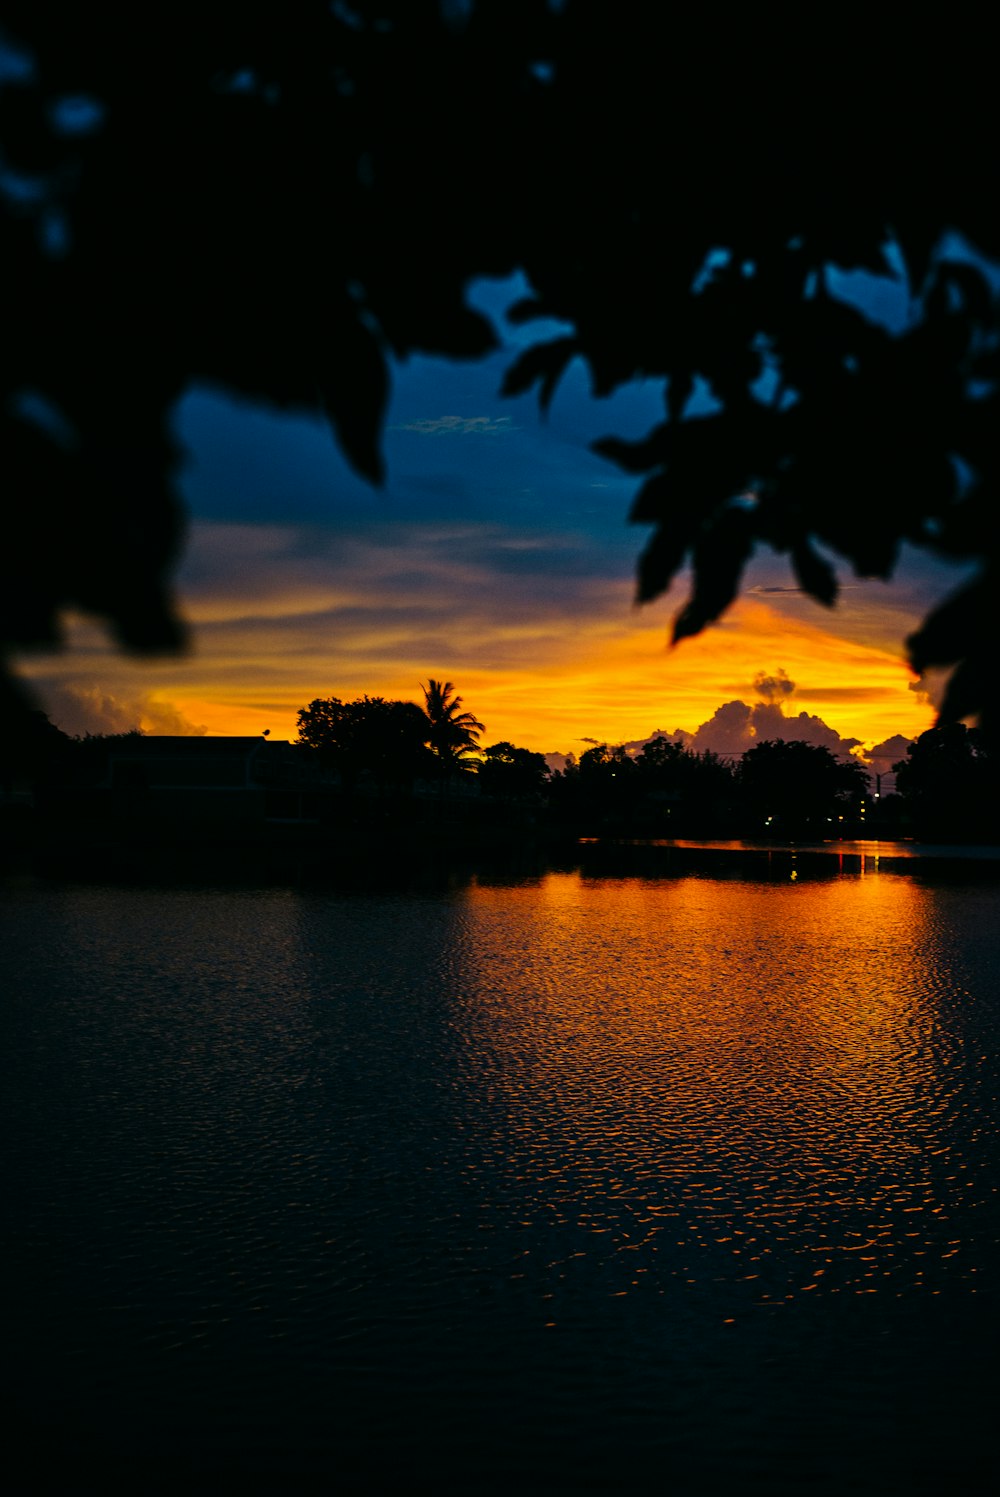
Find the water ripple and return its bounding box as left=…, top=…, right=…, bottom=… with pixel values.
left=2, top=870, right=999, bottom=1491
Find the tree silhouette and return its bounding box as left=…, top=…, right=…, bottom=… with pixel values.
left=893, top=723, right=1000, bottom=842
left=635, top=735, right=735, bottom=833
left=296, top=694, right=432, bottom=790
left=738, top=740, right=870, bottom=836
left=0, top=708, right=69, bottom=792
left=421, top=680, right=484, bottom=771
left=478, top=741, right=550, bottom=802
left=2, top=3, right=998, bottom=730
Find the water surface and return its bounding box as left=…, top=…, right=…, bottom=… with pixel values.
left=3, top=862, right=998, bottom=1492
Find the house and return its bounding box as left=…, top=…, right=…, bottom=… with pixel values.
left=102, top=736, right=341, bottom=823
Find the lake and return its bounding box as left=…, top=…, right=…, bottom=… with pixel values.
left=3, top=847, right=999, bottom=1493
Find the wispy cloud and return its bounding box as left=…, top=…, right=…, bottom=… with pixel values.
left=20, top=527, right=941, bottom=755
left=395, top=416, right=515, bottom=435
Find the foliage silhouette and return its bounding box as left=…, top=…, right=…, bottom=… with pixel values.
left=296, top=695, right=433, bottom=790
left=478, top=740, right=550, bottom=802
left=0, top=707, right=69, bottom=789
left=421, top=679, right=484, bottom=771
left=893, top=723, right=1000, bottom=842
left=738, top=740, right=870, bottom=835
left=2, top=3, right=999, bottom=728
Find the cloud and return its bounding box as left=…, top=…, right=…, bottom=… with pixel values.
left=908, top=670, right=956, bottom=712
left=753, top=668, right=795, bottom=703
left=688, top=700, right=756, bottom=756
left=689, top=698, right=863, bottom=760
left=395, top=416, right=515, bottom=435
left=18, top=544, right=939, bottom=757
left=619, top=727, right=690, bottom=755
left=618, top=670, right=866, bottom=762
left=177, top=519, right=627, bottom=629
left=37, top=683, right=208, bottom=738
left=863, top=732, right=915, bottom=794
left=544, top=750, right=573, bottom=773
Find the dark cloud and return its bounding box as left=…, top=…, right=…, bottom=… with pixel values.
left=753, top=668, right=795, bottom=703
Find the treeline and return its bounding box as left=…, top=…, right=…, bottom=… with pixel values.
left=550, top=738, right=871, bottom=840
left=294, top=691, right=1000, bottom=842
left=294, top=689, right=869, bottom=840
left=557, top=724, right=1000, bottom=842
left=5, top=687, right=1000, bottom=845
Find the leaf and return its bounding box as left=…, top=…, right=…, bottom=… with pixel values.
left=432, top=304, right=498, bottom=360
left=791, top=539, right=838, bottom=606
left=628, top=470, right=670, bottom=524
left=319, top=313, right=389, bottom=484
left=500, top=335, right=577, bottom=411
left=592, top=423, right=669, bottom=475
left=936, top=658, right=987, bottom=725
left=672, top=510, right=755, bottom=642
left=506, top=296, right=548, bottom=325
left=636, top=521, right=693, bottom=604
left=906, top=580, right=979, bottom=673
left=666, top=370, right=693, bottom=423
left=935, top=260, right=995, bottom=323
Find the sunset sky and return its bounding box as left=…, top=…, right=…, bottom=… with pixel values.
left=18, top=272, right=971, bottom=775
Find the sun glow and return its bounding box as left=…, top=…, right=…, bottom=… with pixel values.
left=21, top=584, right=936, bottom=755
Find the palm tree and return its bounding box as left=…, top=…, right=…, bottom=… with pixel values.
left=421, top=679, right=484, bottom=772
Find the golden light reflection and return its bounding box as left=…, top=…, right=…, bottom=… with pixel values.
left=448, top=870, right=972, bottom=1313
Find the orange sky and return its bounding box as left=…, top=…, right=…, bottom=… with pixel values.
left=20, top=532, right=949, bottom=760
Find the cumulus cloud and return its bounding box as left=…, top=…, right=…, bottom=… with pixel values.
left=396, top=416, right=515, bottom=435
left=863, top=732, right=915, bottom=794
left=619, top=726, right=690, bottom=755
left=37, top=683, right=208, bottom=738
left=624, top=671, right=865, bottom=762
left=868, top=733, right=914, bottom=764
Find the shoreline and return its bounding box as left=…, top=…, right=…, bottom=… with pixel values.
left=5, top=823, right=1000, bottom=891
left=580, top=836, right=1000, bottom=861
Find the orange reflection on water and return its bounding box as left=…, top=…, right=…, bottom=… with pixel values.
left=452, top=869, right=974, bottom=1310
